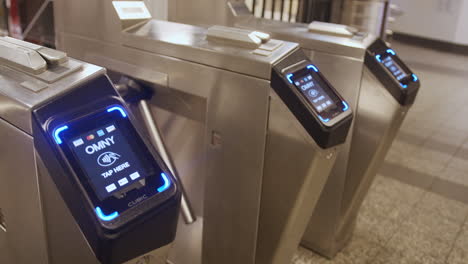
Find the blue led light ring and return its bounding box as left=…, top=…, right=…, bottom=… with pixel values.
left=286, top=73, right=294, bottom=84
left=53, top=125, right=69, bottom=144
left=412, top=74, right=418, bottom=82
left=318, top=115, right=330, bottom=123
left=286, top=64, right=320, bottom=84
left=95, top=207, right=119, bottom=221
left=107, top=105, right=127, bottom=118
left=157, top=173, right=171, bottom=193
left=386, top=49, right=396, bottom=56
left=375, top=54, right=382, bottom=63
left=306, top=64, right=319, bottom=72
left=342, top=101, right=349, bottom=111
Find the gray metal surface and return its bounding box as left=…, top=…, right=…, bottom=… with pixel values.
left=302, top=67, right=408, bottom=258
left=300, top=46, right=363, bottom=259
left=0, top=224, right=9, bottom=264
left=36, top=154, right=100, bottom=264
left=234, top=16, right=375, bottom=59
left=256, top=91, right=337, bottom=264
left=340, top=0, right=390, bottom=38
left=121, top=19, right=298, bottom=80
left=336, top=67, right=409, bottom=247
left=0, top=60, right=103, bottom=134
left=0, top=118, right=49, bottom=264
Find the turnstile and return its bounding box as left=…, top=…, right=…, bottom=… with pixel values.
left=0, top=37, right=181, bottom=264
left=53, top=1, right=353, bottom=264
left=222, top=3, right=420, bottom=258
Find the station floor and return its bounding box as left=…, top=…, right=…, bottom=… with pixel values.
left=292, top=41, right=468, bottom=264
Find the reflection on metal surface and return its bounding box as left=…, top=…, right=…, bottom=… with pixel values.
left=340, top=0, right=390, bottom=39
left=0, top=208, right=5, bottom=232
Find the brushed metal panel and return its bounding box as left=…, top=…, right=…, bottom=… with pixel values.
left=35, top=154, right=99, bottom=264
left=336, top=68, right=408, bottom=245
left=234, top=16, right=374, bottom=60
left=0, top=213, right=10, bottom=264
left=0, top=62, right=104, bottom=134
left=299, top=50, right=363, bottom=257
left=122, top=20, right=299, bottom=80
left=0, top=118, right=49, bottom=264
left=202, top=75, right=270, bottom=264
left=53, top=0, right=299, bottom=81
left=302, top=68, right=408, bottom=257
left=256, top=92, right=338, bottom=264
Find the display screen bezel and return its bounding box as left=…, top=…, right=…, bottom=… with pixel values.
left=287, top=65, right=349, bottom=123
left=51, top=105, right=167, bottom=219
left=376, top=49, right=418, bottom=89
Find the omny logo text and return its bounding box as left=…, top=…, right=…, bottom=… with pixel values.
left=85, top=136, right=115, bottom=154
left=97, top=152, right=121, bottom=167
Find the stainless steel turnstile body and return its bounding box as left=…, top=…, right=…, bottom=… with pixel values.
left=227, top=8, right=414, bottom=258
left=52, top=1, right=347, bottom=264
left=0, top=46, right=99, bottom=264
left=0, top=38, right=175, bottom=264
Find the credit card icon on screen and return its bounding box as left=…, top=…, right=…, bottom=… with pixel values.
left=73, top=138, right=84, bottom=147
left=106, top=125, right=116, bottom=133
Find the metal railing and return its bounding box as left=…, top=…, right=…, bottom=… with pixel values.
left=247, top=0, right=298, bottom=22
left=247, top=0, right=333, bottom=23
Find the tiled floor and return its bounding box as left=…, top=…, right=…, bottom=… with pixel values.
left=292, top=41, right=468, bottom=264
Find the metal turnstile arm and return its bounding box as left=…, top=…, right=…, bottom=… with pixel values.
left=138, top=100, right=196, bottom=225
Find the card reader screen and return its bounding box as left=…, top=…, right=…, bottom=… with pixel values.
left=292, top=73, right=335, bottom=113
left=67, top=123, right=147, bottom=200
left=381, top=56, right=410, bottom=82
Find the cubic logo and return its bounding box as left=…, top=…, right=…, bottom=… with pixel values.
left=97, top=151, right=121, bottom=167
left=85, top=136, right=115, bottom=154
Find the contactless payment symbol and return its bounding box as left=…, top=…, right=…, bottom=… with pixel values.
left=308, top=89, right=319, bottom=97
left=97, top=152, right=121, bottom=167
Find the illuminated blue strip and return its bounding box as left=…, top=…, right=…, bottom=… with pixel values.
left=319, top=115, right=330, bottom=123
left=95, top=207, right=119, bottom=221
left=286, top=74, right=294, bottom=84
left=307, top=64, right=319, bottom=72
left=386, top=49, right=396, bottom=56
left=412, top=74, right=418, bottom=82
left=157, top=173, right=171, bottom=193
left=375, top=54, right=382, bottom=63
left=107, top=105, right=127, bottom=118
left=53, top=125, right=69, bottom=144
left=400, top=83, right=408, bottom=89
left=342, top=101, right=349, bottom=111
